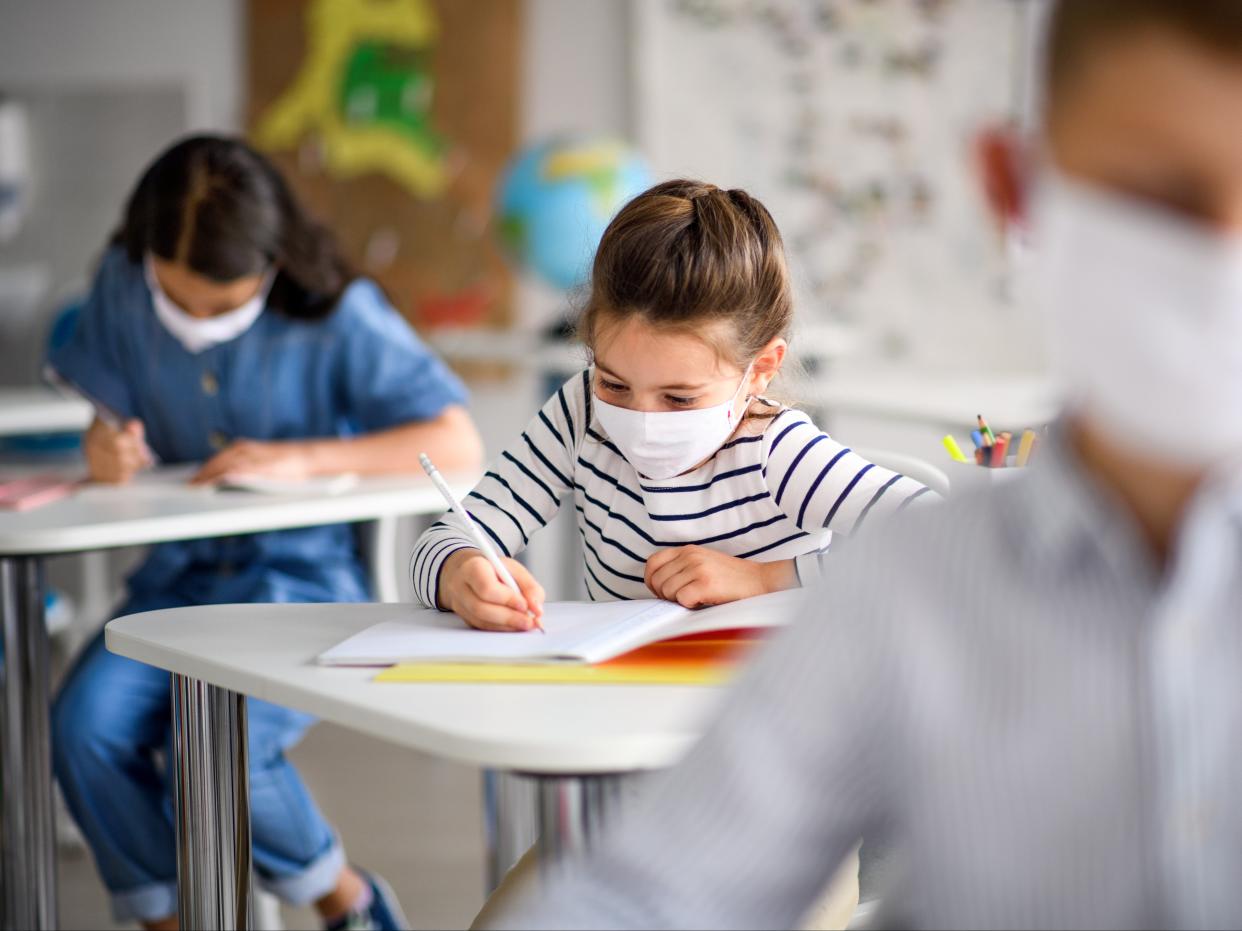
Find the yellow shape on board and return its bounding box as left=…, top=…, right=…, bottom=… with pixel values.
left=254, top=0, right=447, bottom=198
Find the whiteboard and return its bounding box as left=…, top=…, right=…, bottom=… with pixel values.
left=633, top=0, right=1044, bottom=368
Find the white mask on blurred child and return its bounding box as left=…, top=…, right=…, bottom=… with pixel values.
left=593, top=367, right=752, bottom=480
left=1031, top=171, right=1242, bottom=468
left=145, top=255, right=271, bottom=354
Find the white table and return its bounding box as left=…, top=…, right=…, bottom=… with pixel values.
left=0, top=469, right=472, bottom=930
left=106, top=603, right=728, bottom=929
left=0, top=387, right=92, bottom=438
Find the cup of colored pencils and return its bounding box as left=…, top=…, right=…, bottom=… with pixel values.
left=942, top=416, right=1040, bottom=469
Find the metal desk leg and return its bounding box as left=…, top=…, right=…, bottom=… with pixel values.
left=171, top=675, right=253, bottom=930
left=0, top=555, right=57, bottom=930
left=534, top=773, right=638, bottom=863
left=483, top=769, right=539, bottom=893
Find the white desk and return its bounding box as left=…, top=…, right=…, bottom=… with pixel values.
left=0, top=469, right=459, bottom=556
left=0, top=387, right=92, bottom=437
left=106, top=603, right=729, bottom=929
left=0, top=469, right=472, bottom=930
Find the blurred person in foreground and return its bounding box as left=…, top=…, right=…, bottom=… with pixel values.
left=487, top=2, right=1242, bottom=927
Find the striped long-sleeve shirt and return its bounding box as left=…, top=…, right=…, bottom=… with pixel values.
left=410, top=369, right=930, bottom=607
left=493, top=429, right=1242, bottom=930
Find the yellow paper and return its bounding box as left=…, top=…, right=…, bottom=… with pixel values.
left=374, top=662, right=734, bottom=686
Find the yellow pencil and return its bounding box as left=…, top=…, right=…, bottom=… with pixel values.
left=1015, top=429, right=1038, bottom=467
left=941, top=434, right=969, bottom=463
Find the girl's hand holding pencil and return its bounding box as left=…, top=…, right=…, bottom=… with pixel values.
left=421, top=452, right=547, bottom=633
left=83, top=417, right=156, bottom=484
left=437, top=550, right=546, bottom=633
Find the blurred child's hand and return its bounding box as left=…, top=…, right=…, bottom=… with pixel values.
left=192, top=439, right=313, bottom=485
left=645, top=546, right=797, bottom=608
left=84, top=417, right=154, bottom=484
left=439, top=549, right=545, bottom=632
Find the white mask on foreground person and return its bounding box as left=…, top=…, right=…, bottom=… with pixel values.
left=1031, top=170, right=1242, bottom=468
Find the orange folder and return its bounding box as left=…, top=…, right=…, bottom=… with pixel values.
left=374, top=627, right=768, bottom=685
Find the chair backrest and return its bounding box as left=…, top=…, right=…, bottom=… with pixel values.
left=853, top=447, right=951, bottom=498
left=356, top=516, right=403, bottom=603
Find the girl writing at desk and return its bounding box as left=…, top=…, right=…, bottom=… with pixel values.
left=411, top=179, right=935, bottom=930
left=412, top=179, right=932, bottom=628
left=50, top=135, right=481, bottom=931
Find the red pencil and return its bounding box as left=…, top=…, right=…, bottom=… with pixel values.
left=991, top=432, right=1011, bottom=467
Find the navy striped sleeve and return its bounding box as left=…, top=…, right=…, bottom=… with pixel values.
left=762, top=409, right=933, bottom=584
left=406, top=372, right=588, bottom=608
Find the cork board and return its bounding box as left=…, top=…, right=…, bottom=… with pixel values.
left=246, top=0, right=522, bottom=332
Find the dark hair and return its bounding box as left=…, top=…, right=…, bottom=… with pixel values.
left=579, top=179, right=793, bottom=372
left=112, top=135, right=353, bottom=319
left=1047, top=0, right=1242, bottom=103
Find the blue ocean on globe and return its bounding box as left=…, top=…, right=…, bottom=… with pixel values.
left=497, top=138, right=654, bottom=290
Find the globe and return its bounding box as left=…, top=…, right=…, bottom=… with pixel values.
left=496, top=138, right=654, bottom=291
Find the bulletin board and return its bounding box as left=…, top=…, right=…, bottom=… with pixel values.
left=634, top=0, right=1043, bottom=367
left=246, top=0, right=522, bottom=332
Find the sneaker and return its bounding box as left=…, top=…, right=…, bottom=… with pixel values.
left=324, top=869, right=410, bottom=931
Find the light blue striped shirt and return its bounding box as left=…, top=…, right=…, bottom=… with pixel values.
left=410, top=369, right=929, bottom=607
left=494, top=431, right=1242, bottom=929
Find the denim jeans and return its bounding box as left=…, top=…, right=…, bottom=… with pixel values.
left=53, top=622, right=343, bottom=922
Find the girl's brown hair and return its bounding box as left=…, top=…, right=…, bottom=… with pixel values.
left=579, top=179, right=794, bottom=371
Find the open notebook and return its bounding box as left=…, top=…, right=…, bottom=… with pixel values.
left=217, top=473, right=359, bottom=495
left=317, top=588, right=803, bottom=667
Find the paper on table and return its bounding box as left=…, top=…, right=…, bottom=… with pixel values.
left=654, top=588, right=803, bottom=639
left=0, top=475, right=79, bottom=511
left=217, top=473, right=359, bottom=495
left=317, top=589, right=802, bottom=667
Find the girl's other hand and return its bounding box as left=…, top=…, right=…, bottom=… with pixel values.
left=84, top=417, right=153, bottom=484
left=438, top=549, right=545, bottom=632
left=645, top=546, right=796, bottom=608
left=191, top=439, right=313, bottom=485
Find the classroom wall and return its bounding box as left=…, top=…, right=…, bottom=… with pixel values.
left=0, top=0, right=242, bottom=127
left=522, top=0, right=632, bottom=141
left=0, top=0, right=243, bottom=384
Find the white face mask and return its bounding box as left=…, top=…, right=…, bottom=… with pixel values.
left=592, top=366, right=752, bottom=480
left=145, top=255, right=272, bottom=354
left=1030, top=171, right=1242, bottom=469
